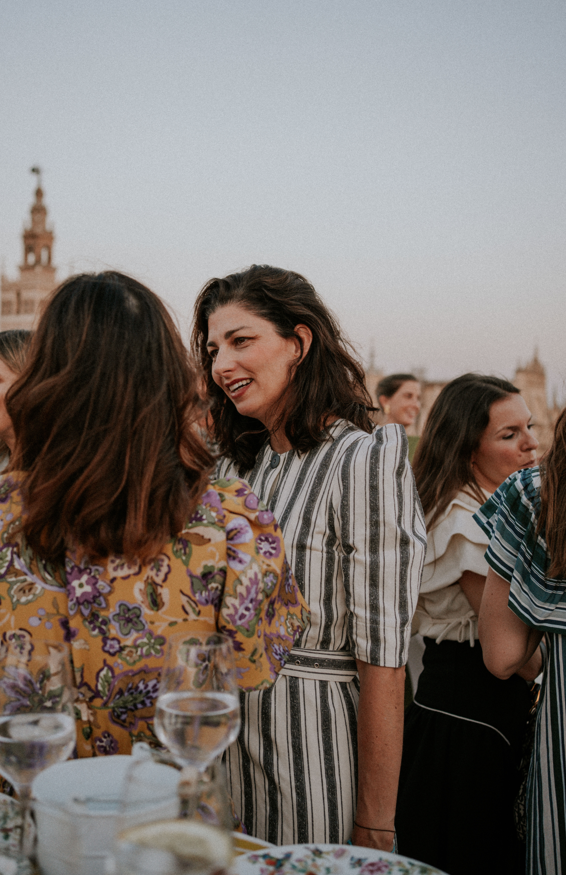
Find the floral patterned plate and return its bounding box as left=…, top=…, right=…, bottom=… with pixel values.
left=231, top=844, right=448, bottom=875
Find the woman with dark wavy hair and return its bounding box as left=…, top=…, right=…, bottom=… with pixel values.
left=0, top=272, right=307, bottom=758
left=477, top=406, right=566, bottom=875
left=396, top=373, right=540, bottom=875
left=192, top=264, right=426, bottom=849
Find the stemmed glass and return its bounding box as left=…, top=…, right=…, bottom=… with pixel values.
left=154, top=631, right=241, bottom=775
left=0, top=639, right=76, bottom=863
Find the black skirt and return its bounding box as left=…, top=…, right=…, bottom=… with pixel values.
left=396, top=637, right=531, bottom=875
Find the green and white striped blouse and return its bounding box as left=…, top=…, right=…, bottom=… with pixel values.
left=475, top=467, right=566, bottom=875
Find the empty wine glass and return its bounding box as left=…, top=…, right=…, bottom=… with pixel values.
left=154, top=632, right=240, bottom=775
left=0, top=639, right=76, bottom=863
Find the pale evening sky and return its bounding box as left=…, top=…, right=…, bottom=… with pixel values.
left=1, top=1, right=565, bottom=397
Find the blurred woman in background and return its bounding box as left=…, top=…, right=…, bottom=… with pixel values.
left=396, top=373, right=540, bottom=875
left=376, top=373, right=421, bottom=460
left=0, top=329, right=30, bottom=462
left=0, top=272, right=306, bottom=757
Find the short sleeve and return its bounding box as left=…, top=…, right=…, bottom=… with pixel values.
left=210, top=478, right=310, bottom=689
left=336, top=424, right=427, bottom=666
left=474, top=467, right=566, bottom=633
left=420, top=493, right=489, bottom=593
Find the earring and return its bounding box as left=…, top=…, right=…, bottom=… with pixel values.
left=384, top=404, right=391, bottom=415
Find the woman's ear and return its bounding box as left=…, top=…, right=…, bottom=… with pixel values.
left=294, top=325, right=313, bottom=363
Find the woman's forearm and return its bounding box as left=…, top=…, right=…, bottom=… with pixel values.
left=352, top=661, right=405, bottom=851
left=479, top=567, right=542, bottom=679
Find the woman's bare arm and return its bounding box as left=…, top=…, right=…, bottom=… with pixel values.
left=479, top=567, right=542, bottom=679
left=459, top=569, right=486, bottom=616
left=351, top=662, right=405, bottom=851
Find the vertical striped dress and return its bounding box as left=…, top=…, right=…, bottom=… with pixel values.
left=217, top=420, right=426, bottom=844
left=475, top=467, right=566, bottom=875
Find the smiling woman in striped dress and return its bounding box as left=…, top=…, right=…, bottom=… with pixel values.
left=192, top=264, right=426, bottom=850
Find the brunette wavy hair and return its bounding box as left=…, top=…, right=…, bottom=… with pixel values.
left=0, top=330, right=31, bottom=456
left=538, top=408, right=566, bottom=577
left=192, top=265, right=374, bottom=470
left=7, top=272, right=214, bottom=563
left=413, top=373, right=520, bottom=529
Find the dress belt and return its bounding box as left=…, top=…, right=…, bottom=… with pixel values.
left=280, top=647, right=358, bottom=682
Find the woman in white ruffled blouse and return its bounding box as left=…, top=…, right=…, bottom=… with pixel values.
left=396, top=374, right=541, bottom=875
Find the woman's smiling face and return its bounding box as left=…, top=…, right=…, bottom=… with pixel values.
left=207, top=303, right=308, bottom=433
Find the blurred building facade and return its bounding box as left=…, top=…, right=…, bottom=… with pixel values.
left=1, top=184, right=57, bottom=330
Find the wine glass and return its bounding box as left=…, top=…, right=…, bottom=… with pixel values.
left=112, top=746, right=234, bottom=875
left=0, top=639, right=76, bottom=862
left=154, top=632, right=240, bottom=774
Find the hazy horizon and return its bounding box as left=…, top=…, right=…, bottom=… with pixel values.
left=1, top=2, right=565, bottom=397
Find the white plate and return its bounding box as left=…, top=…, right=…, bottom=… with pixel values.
left=231, top=843, right=448, bottom=875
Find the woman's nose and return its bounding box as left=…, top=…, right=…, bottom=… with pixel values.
left=524, top=428, right=539, bottom=451
left=211, top=346, right=232, bottom=379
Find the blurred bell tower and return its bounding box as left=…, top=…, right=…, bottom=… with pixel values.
left=1, top=168, right=58, bottom=330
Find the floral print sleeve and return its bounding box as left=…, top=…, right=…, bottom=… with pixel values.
left=0, top=474, right=309, bottom=757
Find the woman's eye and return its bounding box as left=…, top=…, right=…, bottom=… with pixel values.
left=501, top=432, right=515, bottom=440
left=234, top=336, right=249, bottom=346
left=208, top=348, right=218, bottom=360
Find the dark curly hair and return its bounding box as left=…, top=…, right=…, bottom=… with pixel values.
left=192, top=264, right=374, bottom=470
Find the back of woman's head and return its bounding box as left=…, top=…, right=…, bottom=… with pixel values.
left=8, top=271, right=213, bottom=562
left=413, top=373, right=519, bottom=526
left=192, top=264, right=373, bottom=469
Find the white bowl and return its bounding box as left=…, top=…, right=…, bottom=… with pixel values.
left=33, top=756, right=180, bottom=875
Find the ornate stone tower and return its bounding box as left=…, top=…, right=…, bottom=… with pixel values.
left=1, top=172, right=58, bottom=330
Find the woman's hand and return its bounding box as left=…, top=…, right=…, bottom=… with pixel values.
left=353, top=661, right=405, bottom=850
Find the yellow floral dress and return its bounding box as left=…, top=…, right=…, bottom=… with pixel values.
left=0, top=475, right=309, bottom=757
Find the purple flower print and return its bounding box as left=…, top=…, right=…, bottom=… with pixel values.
left=146, top=554, right=170, bottom=585
left=4, top=630, right=32, bottom=659
left=218, top=626, right=245, bottom=653
left=110, top=602, right=146, bottom=638
left=263, top=571, right=278, bottom=595
left=226, top=517, right=254, bottom=571
left=109, top=673, right=160, bottom=728
left=244, top=492, right=259, bottom=510
left=188, top=506, right=207, bottom=525
left=201, top=489, right=224, bottom=516
left=360, top=862, right=391, bottom=874
left=187, top=565, right=225, bottom=608
left=255, top=533, right=281, bottom=559
left=102, top=637, right=122, bottom=656
left=65, top=559, right=111, bottom=618
left=106, top=556, right=141, bottom=579
left=223, top=569, right=263, bottom=631
left=257, top=509, right=274, bottom=525
left=83, top=611, right=110, bottom=637
left=269, top=642, right=290, bottom=669
left=226, top=516, right=253, bottom=544
left=0, top=665, right=65, bottom=714
left=58, top=617, right=78, bottom=643
left=94, top=730, right=119, bottom=756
